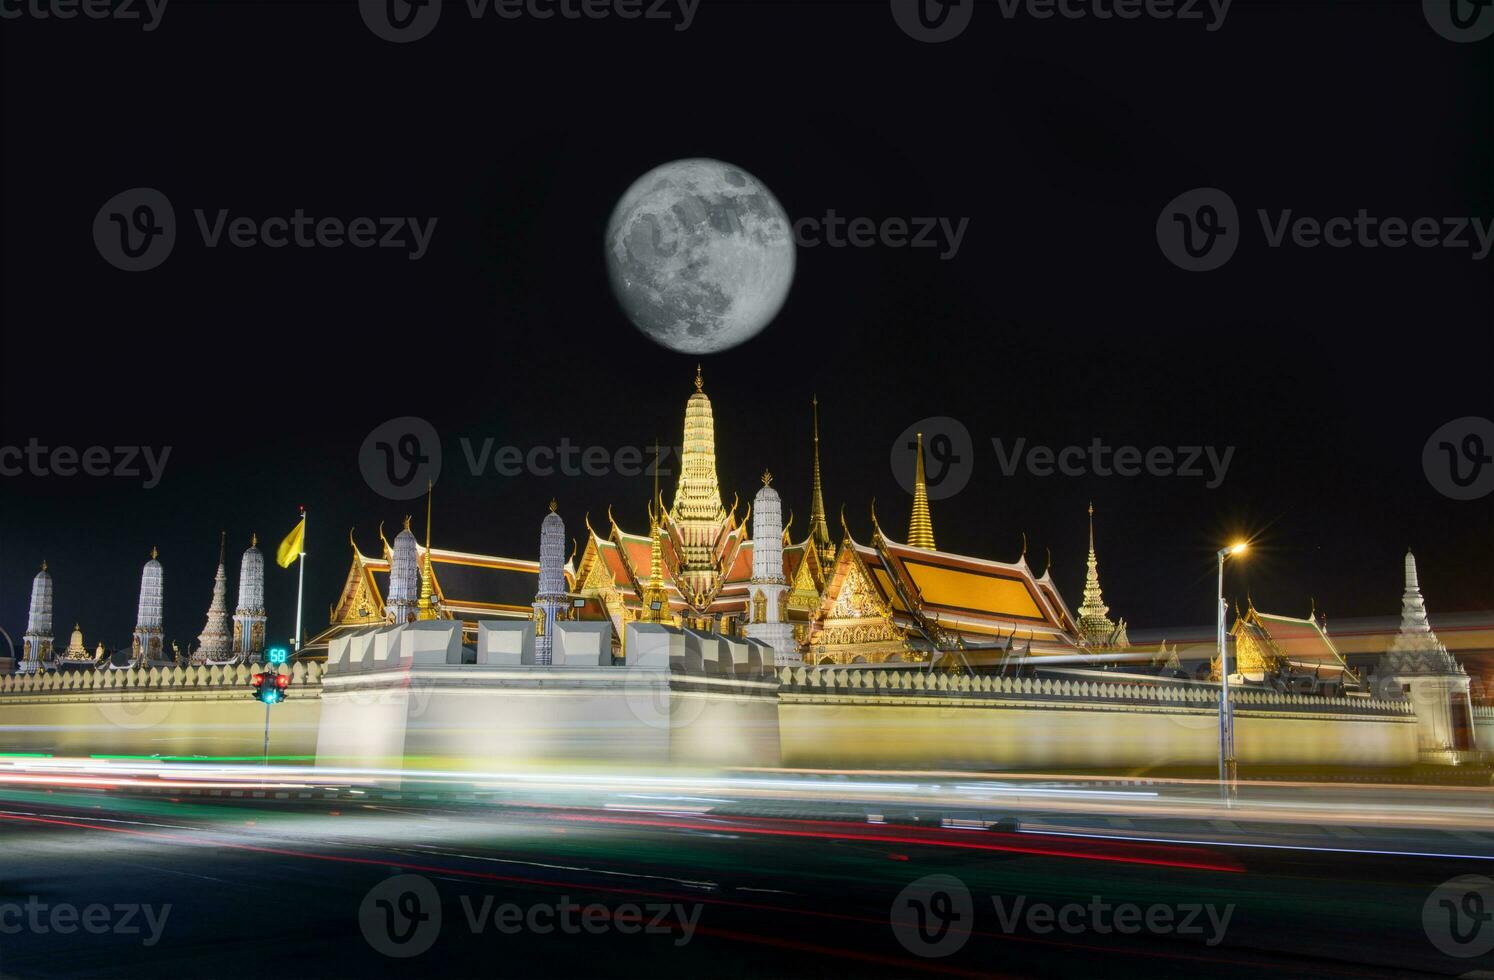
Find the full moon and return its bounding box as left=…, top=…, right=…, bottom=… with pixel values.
left=606, top=158, right=795, bottom=354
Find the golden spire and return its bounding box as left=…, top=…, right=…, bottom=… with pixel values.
left=671, top=368, right=728, bottom=608
left=402, top=515, right=412, bottom=532
left=549, top=497, right=558, bottom=513
left=1077, top=502, right=1118, bottom=643
left=150, top=546, right=158, bottom=561
left=809, top=395, right=832, bottom=561
left=640, top=442, right=671, bottom=623
left=40, top=559, right=47, bottom=572
left=907, top=432, right=936, bottom=550
left=762, top=469, right=772, bottom=486
left=250, top=532, right=257, bottom=548
left=694, top=363, right=704, bottom=392
left=417, top=480, right=437, bottom=620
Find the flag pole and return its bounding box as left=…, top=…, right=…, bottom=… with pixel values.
left=293, top=506, right=306, bottom=654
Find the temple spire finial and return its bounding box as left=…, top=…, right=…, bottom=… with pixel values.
left=907, top=432, right=936, bottom=550
left=1077, top=503, right=1127, bottom=650
left=417, top=479, right=436, bottom=619
left=762, top=469, right=772, bottom=486
left=639, top=440, right=670, bottom=624
left=549, top=497, right=558, bottom=513
left=694, top=364, right=703, bottom=392
left=809, top=395, right=832, bottom=563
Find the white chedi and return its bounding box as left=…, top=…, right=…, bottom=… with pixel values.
left=745, top=472, right=797, bottom=666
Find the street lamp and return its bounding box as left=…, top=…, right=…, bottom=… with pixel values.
left=1217, top=541, right=1248, bottom=799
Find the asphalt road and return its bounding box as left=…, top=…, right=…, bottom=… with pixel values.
left=1, top=783, right=1492, bottom=979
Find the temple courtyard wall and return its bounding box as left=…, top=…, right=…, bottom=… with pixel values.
left=1, top=631, right=1489, bottom=774
left=0, top=662, right=323, bottom=759
left=775, top=667, right=1423, bottom=770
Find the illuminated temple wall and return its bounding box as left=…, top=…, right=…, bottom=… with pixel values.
left=0, top=663, right=323, bottom=759
left=1477, top=706, right=1494, bottom=753
left=313, top=621, right=782, bottom=774
left=1, top=656, right=1487, bottom=773
left=775, top=667, right=1422, bottom=770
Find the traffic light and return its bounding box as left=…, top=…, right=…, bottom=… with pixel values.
left=250, top=669, right=289, bottom=705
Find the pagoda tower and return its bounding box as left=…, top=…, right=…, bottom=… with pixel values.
left=1076, top=504, right=1129, bottom=651
left=1379, top=550, right=1475, bottom=759
left=533, top=500, right=568, bottom=664
left=232, top=535, right=266, bottom=661
left=808, top=396, right=834, bottom=568
left=636, top=444, right=674, bottom=626
left=19, top=561, right=54, bottom=673
left=194, top=533, right=233, bottom=664
left=386, top=517, right=421, bottom=624
left=669, top=366, right=730, bottom=602
left=132, top=548, right=165, bottom=666
left=746, top=471, right=796, bottom=665
left=907, top=433, right=936, bottom=550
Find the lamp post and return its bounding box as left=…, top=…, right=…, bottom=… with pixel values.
left=1217, top=542, right=1247, bottom=800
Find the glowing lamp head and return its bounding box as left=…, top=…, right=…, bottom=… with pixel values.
left=1228, top=541, right=1249, bottom=556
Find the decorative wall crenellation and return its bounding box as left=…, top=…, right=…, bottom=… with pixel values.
left=777, top=666, right=1413, bottom=716
left=0, top=660, right=324, bottom=696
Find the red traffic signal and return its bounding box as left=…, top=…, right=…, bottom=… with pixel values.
left=249, top=670, right=288, bottom=703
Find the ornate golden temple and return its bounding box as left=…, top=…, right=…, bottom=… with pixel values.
left=307, top=368, right=1118, bottom=669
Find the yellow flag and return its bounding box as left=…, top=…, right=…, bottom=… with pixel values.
left=276, top=517, right=305, bottom=568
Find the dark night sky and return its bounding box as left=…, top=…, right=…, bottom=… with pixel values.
left=1, top=0, right=1490, bottom=656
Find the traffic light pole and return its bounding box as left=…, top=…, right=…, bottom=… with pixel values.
left=262, top=698, right=271, bottom=765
